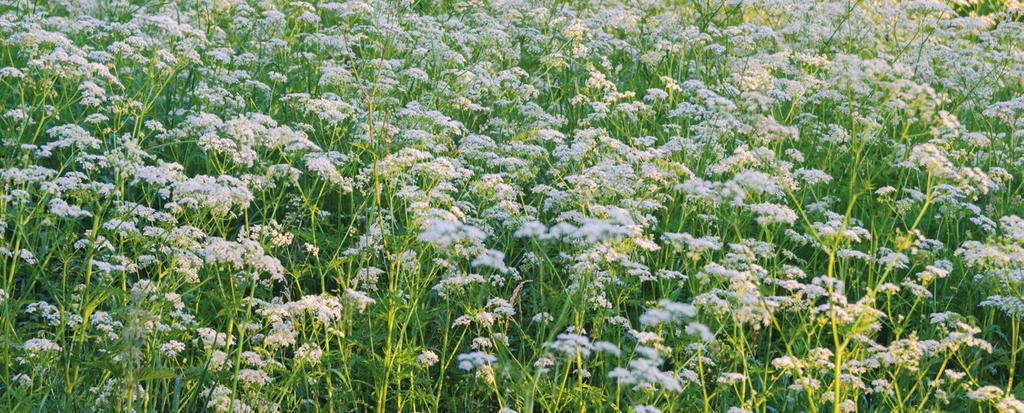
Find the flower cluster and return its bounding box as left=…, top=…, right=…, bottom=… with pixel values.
left=1, top=0, right=1023, bottom=411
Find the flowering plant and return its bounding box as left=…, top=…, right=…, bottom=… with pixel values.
left=1, top=0, right=1023, bottom=412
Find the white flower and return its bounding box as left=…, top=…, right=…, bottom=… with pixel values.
left=471, top=249, right=508, bottom=273
left=160, top=340, right=186, bottom=357
left=968, top=385, right=1004, bottom=402
left=545, top=333, right=594, bottom=358
left=639, top=300, right=696, bottom=327
left=23, top=338, right=62, bottom=354
left=237, top=369, right=272, bottom=387
left=418, top=220, right=486, bottom=247
left=456, top=351, right=496, bottom=371
left=295, top=343, right=323, bottom=364
left=633, top=405, right=662, bottom=413
left=908, top=143, right=955, bottom=178
left=748, top=203, right=798, bottom=226
left=12, top=373, right=32, bottom=387
left=417, top=350, right=439, bottom=366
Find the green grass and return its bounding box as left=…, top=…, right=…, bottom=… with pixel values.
left=1, top=0, right=1024, bottom=412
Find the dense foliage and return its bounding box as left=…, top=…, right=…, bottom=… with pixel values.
left=2, top=0, right=1024, bottom=412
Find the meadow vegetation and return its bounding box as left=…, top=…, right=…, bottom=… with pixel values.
left=1, top=0, right=1024, bottom=411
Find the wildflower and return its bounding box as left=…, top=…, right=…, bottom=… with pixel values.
left=418, top=220, right=486, bottom=247
left=23, top=338, right=62, bottom=354
left=908, top=144, right=955, bottom=178
left=12, top=374, right=31, bottom=387
left=968, top=386, right=1004, bottom=402
left=457, top=351, right=497, bottom=371
left=639, top=300, right=697, bottom=327
left=296, top=343, right=323, bottom=364
left=236, top=369, right=272, bottom=387
left=417, top=350, right=439, bottom=367
left=748, top=203, right=798, bottom=226
left=160, top=341, right=186, bottom=357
